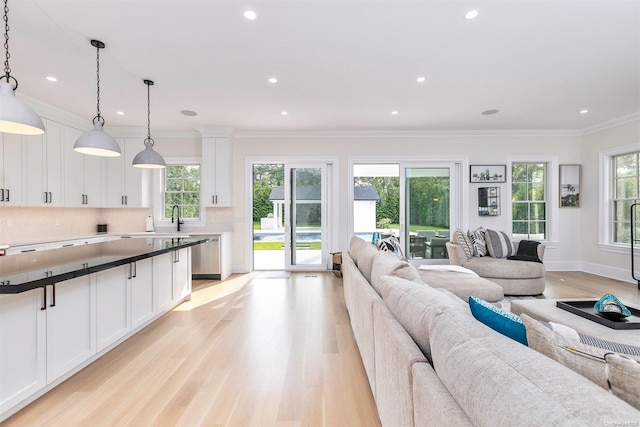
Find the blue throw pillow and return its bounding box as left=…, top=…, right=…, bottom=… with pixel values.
left=469, top=296, right=528, bottom=345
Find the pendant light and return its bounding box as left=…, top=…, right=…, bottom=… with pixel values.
left=0, top=0, right=44, bottom=135
left=132, top=79, right=165, bottom=169
left=73, top=40, right=121, bottom=157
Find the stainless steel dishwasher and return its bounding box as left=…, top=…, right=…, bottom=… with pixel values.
left=191, top=236, right=221, bottom=279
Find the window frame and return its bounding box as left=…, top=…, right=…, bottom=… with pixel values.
left=154, top=156, right=205, bottom=229
left=599, top=144, right=639, bottom=252
left=507, top=156, right=559, bottom=247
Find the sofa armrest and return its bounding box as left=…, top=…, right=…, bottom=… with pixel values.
left=445, top=242, right=467, bottom=266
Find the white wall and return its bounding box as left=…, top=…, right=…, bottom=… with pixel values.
left=231, top=132, right=582, bottom=273
left=580, top=117, right=640, bottom=283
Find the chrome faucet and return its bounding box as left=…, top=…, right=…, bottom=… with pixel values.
left=171, top=205, right=183, bottom=232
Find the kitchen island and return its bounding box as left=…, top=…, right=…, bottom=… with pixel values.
left=0, top=237, right=208, bottom=422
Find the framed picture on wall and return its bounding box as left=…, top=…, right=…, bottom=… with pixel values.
left=470, top=165, right=506, bottom=183
left=560, top=164, right=580, bottom=207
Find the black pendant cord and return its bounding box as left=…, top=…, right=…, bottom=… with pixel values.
left=91, top=40, right=106, bottom=125
left=1, top=0, right=16, bottom=89
left=144, top=79, right=155, bottom=147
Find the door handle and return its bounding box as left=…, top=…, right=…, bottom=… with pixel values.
left=0, top=188, right=4, bottom=202
left=41, top=287, right=47, bottom=311
left=5, top=189, right=9, bottom=202
left=50, top=283, right=56, bottom=307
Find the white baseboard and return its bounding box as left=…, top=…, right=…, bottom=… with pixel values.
left=546, top=260, right=636, bottom=285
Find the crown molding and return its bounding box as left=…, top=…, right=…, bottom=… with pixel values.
left=17, top=92, right=90, bottom=131
left=580, top=111, right=640, bottom=136
left=234, top=129, right=581, bottom=139
left=196, top=127, right=235, bottom=138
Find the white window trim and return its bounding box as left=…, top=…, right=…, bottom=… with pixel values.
left=598, top=144, right=638, bottom=254
left=153, top=156, right=206, bottom=229
left=506, top=156, right=559, bottom=248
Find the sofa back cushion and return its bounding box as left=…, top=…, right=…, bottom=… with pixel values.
left=370, top=251, right=421, bottom=295
left=377, top=275, right=466, bottom=360
left=429, top=305, right=640, bottom=425
left=349, top=236, right=379, bottom=282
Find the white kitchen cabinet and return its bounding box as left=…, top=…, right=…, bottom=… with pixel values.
left=45, top=276, right=97, bottom=383
left=0, top=289, right=46, bottom=415
left=130, top=258, right=155, bottom=330
left=0, top=133, right=26, bottom=206
left=105, top=137, right=152, bottom=207
left=95, top=267, right=130, bottom=352
left=201, top=137, right=232, bottom=207
left=63, top=126, right=105, bottom=207
left=154, top=252, right=174, bottom=313
left=25, top=119, right=65, bottom=207
left=173, top=247, right=191, bottom=302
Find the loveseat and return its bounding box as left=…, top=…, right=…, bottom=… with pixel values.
left=446, top=234, right=546, bottom=295
left=343, top=236, right=639, bottom=426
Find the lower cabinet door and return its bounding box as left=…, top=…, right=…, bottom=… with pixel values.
left=46, top=276, right=97, bottom=383
left=173, top=248, right=191, bottom=302
left=154, top=253, right=174, bottom=313
left=130, top=258, right=155, bottom=330
left=0, top=289, right=46, bottom=414
left=96, top=267, right=130, bottom=352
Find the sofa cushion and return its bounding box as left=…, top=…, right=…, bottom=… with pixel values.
left=370, top=251, right=421, bottom=295
left=468, top=296, right=527, bottom=345
left=605, top=353, right=640, bottom=410
left=452, top=229, right=473, bottom=260
left=377, top=275, right=466, bottom=360
left=429, top=306, right=640, bottom=425
left=349, top=235, right=372, bottom=266
left=468, top=227, right=487, bottom=257
left=417, top=269, right=504, bottom=303
left=521, top=314, right=640, bottom=389
left=462, top=256, right=545, bottom=279
left=484, top=229, right=516, bottom=258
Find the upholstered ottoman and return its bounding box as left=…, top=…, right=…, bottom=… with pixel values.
left=417, top=266, right=504, bottom=303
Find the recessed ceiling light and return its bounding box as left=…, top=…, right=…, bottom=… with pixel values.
left=268, top=77, right=278, bottom=83
left=244, top=10, right=257, bottom=20
left=416, top=77, right=426, bottom=83
left=465, top=10, right=479, bottom=20
left=181, top=110, right=198, bottom=117
left=281, top=111, right=288, bottom=116
left=116, top=111, right=124, bottom=116
left=481, top=109, right=499, bottom=115
left=580, top=109, right=589, bottom=114
left=391, top=110, right=399, bottom=115
left=46, top=76, right=57, bottom=82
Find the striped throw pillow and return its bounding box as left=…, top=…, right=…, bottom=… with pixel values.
left=484, top=229, right=516, bottom=258
left=468, top=227, right=488, bottom=257
left=452, top=228, right=473, bottom=260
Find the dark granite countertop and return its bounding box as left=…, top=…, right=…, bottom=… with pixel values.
left=0, top=237, right=209, bottom=294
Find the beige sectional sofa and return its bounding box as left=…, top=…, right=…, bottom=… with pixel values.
left=344, top=236, right=639, bottom=426
left=447, top=240, right=546, bottom=295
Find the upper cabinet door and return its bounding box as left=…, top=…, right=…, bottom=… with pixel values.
left=201, top=137, right=232, bottom=207
left=64, top=126, right=105, bottom=207
left=25, top=119, right=65, bottom=207
left=105, top=138, right=151, bottom=208
left=0, top=133, right=27, bottom=206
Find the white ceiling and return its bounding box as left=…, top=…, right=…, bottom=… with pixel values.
left=6, top=0, right=640, bottom=132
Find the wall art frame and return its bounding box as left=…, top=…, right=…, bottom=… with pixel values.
left=470, top=164, right=506, bottom=183
left=560, top=164, right=580, bottom=208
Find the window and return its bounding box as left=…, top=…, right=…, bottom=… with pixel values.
left=164, top=164, right=201, bottom=220
left=612, top=151, right=639, bottom=244
left=512, top=162, right=546, bottom=240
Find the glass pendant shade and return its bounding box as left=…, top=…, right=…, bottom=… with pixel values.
left=73, top=120, right=121, bottom=157
left=132, top=141, right=166, bottom=168
left=0, top=81, right=45, bottom=135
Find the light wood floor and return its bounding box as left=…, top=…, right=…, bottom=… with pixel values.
left=3, top=271, right=639, bottom=426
